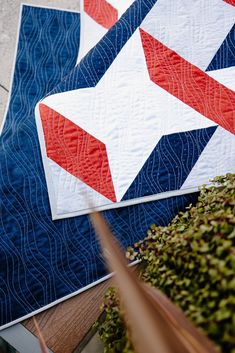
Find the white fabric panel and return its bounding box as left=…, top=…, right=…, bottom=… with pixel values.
left=43, top=30, right=216, bottom=202
left=108, top=0, right=135, bottom=15
left=181, top=127, right=235, bottom=189
left=77, top=13, right=107, bottom=62
left=141, top=0, right=235, bottom=70
left=48, top=160, right=112, bottom=217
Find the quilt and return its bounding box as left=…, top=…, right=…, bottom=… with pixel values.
left=78, top=0, right=135, bottom=60
left=37, top=0, right=235, bottom=219
left=0, top=0, right=234, bottom=329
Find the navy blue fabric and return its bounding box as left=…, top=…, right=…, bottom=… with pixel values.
left=122, top=127, right=216, bottom=200
left=0, top=5, right=81, bottom=326
left=0, top=3, right=201, bottom=327
left=206, top=24, right=235, bottom=71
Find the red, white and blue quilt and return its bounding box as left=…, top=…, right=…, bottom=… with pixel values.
left=0, top=0, right=234, bottom=328
left=36, top=0, right=235, bottom=219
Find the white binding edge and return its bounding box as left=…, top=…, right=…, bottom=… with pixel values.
left=53, top=187, right=201, bottom=220
left=18, top=2, right=80, bottom=13
left=35, top=103, right=58, bottom=220
left=76, top=0, right=85, bottom=62
left=0, top=259, right=140, bottom=331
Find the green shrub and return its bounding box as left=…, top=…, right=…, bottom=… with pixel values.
left=96, top=174, right=235, bottom=353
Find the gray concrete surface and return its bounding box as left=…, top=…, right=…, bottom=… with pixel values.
left=0, top=1, right=103, bottom=352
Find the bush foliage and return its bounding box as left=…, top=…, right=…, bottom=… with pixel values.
left=96, top=174, right=235, bottom=353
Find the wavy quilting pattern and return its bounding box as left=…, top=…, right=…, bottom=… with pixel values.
left=140, top=28, right=235, bottom=135
left=39, top=103, right=117, bottom=202
left=50, top=0, right=157, bottom=94
left=122, top=127, right=217, bottom=200
left=0, top=5, right=81, bottom=326
left=36, top=0, right=235, bottom=221
left=0, top=3, right=200, bottom=328
left=84, top=0, right=118, bottom=29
